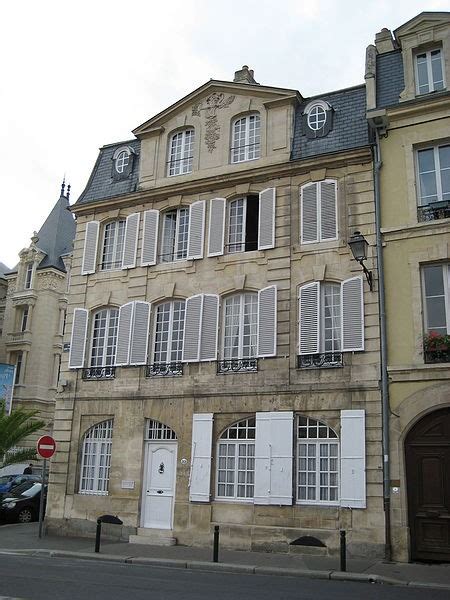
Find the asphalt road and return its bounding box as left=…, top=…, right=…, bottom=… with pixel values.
left=0, top=554, right=449, bottom=600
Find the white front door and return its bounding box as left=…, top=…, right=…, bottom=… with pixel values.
left=142, top=442, right=177, bottom=529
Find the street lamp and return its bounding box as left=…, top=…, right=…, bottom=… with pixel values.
left=348, top=231, right=373, bottom=291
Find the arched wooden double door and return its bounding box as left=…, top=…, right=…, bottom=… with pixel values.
left=405, top=407, right=450, bottom=562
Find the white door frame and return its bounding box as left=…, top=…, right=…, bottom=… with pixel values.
left=141, top=440, right=177, bottom=529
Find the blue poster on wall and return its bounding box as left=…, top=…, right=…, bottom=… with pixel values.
left=0, top=363, right=16, bottom=415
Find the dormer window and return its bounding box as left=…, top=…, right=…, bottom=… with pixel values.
left=231, top=113, right=260, bottom=163
left=112, top=146, right=134, bottom=181
left=303, top=100, right=333, bottom=139
left=415, top=48, right=445, bottom=95
left=168, top=129, right=195, bottom=176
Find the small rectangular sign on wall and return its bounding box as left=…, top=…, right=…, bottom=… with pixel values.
left=121, top=480, right=135, bottom=489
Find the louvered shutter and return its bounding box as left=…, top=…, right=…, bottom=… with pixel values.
left=341, top=276, right=364, bottom=352
left=199, top=294, right=219, bottom=361
left=269, top=411, right=293, bottom=505
left=254, top=412, right=272, bottom=505
left=320, top=180, right=337, bottom=241
left=122, top=213, right=140, bottom=269
left=187, top=200, right=205, bottom=260
left=258, top=188, right=276, bottom=250
left=129, top=301, right=150, bottom=365
left=69, top=308, right=88, bottom=368
left=301, top=184, right=318, bottom=244
left=141, top=210, right=159, bottom=266
left=340, top=410, right=366, bottom=508
left=115, top=302, right=134, bottom=366
left=81, top=221, right=99, bottom=275
left=207, top=198, right=226, bottom=257
left=182, top=295, right=202, bottom=362
left=298, top=282, right=320, bottom=354
left=257, top=285, right=277, bottom=357
left=189, top=413, right=213, bottom=502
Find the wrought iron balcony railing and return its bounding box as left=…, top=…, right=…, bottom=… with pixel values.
left=417, top=201, right=450, bottom=222
left=145, top=362, right=183, bottom=377
left=297, top=353, right=343, bottom=369
left=82, top=366, right=116, bottom=380
left=217, top=358, right=258, bottom=374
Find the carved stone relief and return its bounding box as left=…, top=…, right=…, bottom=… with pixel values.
left=192, top=92, right=235, bottom=153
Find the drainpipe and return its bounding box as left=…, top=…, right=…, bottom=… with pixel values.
left=372, top=127, right=391, bottom=562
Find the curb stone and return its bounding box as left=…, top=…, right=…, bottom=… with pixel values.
left=1, top=548, right=450, bottom=591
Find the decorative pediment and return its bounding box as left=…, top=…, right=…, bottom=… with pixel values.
left=132, top=79, right=301, bottom=137
left=394, top=11, right=450, bottom=42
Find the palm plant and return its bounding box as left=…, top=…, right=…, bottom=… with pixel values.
left=0, top=401, right=46, bottom=468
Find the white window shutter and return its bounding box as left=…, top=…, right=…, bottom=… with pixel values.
left=129, top=301, right=151, bottom=365
left=298, top=282, right=320, bottom=355
left=187, top=200, right=206, bottom=260
left=257, top=285, right=277, bottom=357
left=258, top=188, right=276, bottom=250
left=207, top=198, right=226, bottom=257
left=200, top=294, right=219, bottom=361
left=182, top=294, right=202, bottom=362
left=189, top=413, right=213, bottom=502
left=320, top=180, right=337, bottom=241
left=301, top=183, right=318, bottom=244
left=69, top=308, right=88, bottom=368
left=340, top=409, right=366, bottom=509
left=81, top=221, right=99, bottom=275
left=115, top=302, right=134, bottom=366
left=254, top=412, right=272, bottom=505
left=269, top=412, right=293, bottom=505
left=341, top=276, right=364, bottom=352
left=141, top=210, right=159, bottom=266
left=122, top=213, right=140, bottom=269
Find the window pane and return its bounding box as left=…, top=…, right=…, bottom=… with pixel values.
left=431, top=50, right=444, bottom=90
left=416, top=54, right=429, bottom=94
left=419, top=173, right=438, bottom=203
left=424, top=265, right=444, bottom=296
left=426, top=297, right=447, bottom=330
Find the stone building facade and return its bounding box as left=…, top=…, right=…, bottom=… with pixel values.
left=366, top=12, right=450, bottom=562
left=2, top=185, right=76, bottom=441
left=47, top=67, right=384, bottom=557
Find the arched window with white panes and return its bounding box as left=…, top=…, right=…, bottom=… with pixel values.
left=222, top=293, right=258, bottom=360
left=152, top=300, right=186, bottom=365
left=167, top=129, right=195, bottom=176
left=160, top=208, right=190, bottom=262
left=146, top=419, right=177, bottom=441
left=217, top=417, right=255, bottom=500
left=89, top=308, right=119, bottom=368
left=79, top=420, right=113, bottom=495
left=231, top=113, right=260, bottom=163
left=297, top=416, right=339, bottom=505
left=101, top=220, right=126, bottom=270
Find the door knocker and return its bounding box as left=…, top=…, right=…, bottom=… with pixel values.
left=158, top=462, right=165, bottom=474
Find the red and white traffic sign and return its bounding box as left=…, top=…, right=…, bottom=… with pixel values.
left=37, top=435, right=56, bottom=459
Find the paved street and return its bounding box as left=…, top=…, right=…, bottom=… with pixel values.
left=0, top=554, right=449, bottom=600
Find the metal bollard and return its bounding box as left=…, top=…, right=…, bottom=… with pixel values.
left=340, top=530, right=346, bottom=572
left=213, top=525, right=220, bottom=562
left=95, top=519, right=102, bottom=553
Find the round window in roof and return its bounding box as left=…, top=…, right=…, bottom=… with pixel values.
left=307, top=104, right=327, bottom=131
left=115, top=150, right=130, bottom=174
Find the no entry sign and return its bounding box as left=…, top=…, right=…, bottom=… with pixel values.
left=37, top=435, right=56, bottom=459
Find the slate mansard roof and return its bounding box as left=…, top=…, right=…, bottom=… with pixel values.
left=376, top=50, right=405, bottom=108
left=76, top=138, right=140, bottom=206
left=291, top=85, right=369, bottom=161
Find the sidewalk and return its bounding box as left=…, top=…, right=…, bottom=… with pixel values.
left=1, top=523, right=450, bottom=591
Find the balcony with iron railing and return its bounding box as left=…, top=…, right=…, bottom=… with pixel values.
left=417, top=201, right=450, bottom=223
left=297, top=353, right=343, bottom=369
left=82, top=366, right=116, bottom=380
left=146, top=362, right=183, bottom=378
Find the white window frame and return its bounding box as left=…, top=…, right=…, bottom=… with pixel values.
left=168, top=129, right=195, bottom=176
left=100, top=220, right=126, bottom=271
left=152, top=300, right=186, bottom=364
left=230, top=113, right=261, bottom=164
left=226, top=196, right=259, bottom=254
left=160, top=207, right=190, bottom=262
left=222, top=293, right=258, bottom=360
left=321, top=283, right=341, bottom=353
left=415, top=47, right=445, bottom=95
left=416, top=144, right=450, bottom=206
left=216, top=417, right=256, bottom=502
left=89, top=308, right=119, bottom=368
left=20, top=306, right=29, bottom=332
left=300, top=180, right=338, bottom=244
left=24, top=263, right=33, bottom=289
left=115, top=150, right=130, bottom=174
left=79, top=420, right=113, bottom=496
left=297, top=416, right=339, bottom=506
left=422, top=263, right=450, bottom=335
left=307, top=104, right=327, bottom=131
left=146, top=419, right=177, bottom=441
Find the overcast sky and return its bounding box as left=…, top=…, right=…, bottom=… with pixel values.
left=0, top=0, right=447, bottom=268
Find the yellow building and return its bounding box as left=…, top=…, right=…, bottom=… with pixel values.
left=367, top=12, right=450, bottom=562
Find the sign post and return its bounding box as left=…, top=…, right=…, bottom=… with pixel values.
left=36, top=435, right=56, bottom=539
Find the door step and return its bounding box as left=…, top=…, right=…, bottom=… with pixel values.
left=129, top=528, right=177, bottom=546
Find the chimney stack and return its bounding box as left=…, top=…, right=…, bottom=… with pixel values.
left=233, top=65, right=259, bottom=85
